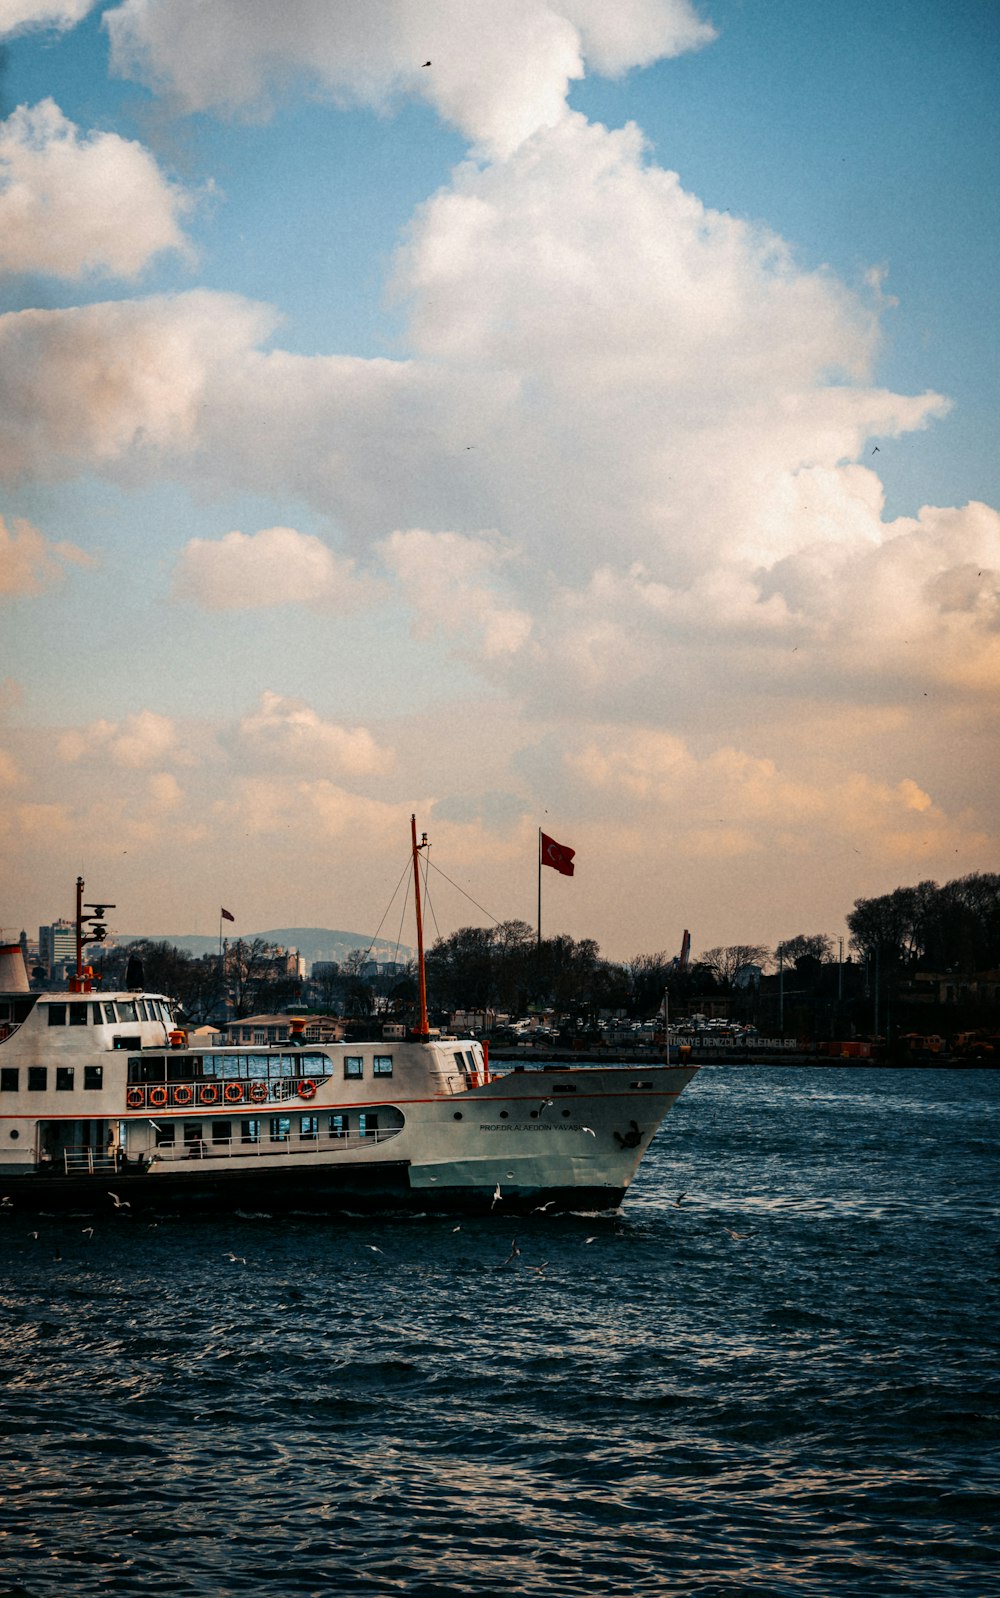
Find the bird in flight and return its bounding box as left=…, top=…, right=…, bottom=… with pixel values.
left=422, top=60, right=431, bottom=67
left=108, top=1192, right=130, bottom=1209
left=491, top=1182, right=502, bottom=1209
left=872, top=445, right=880, bottom=453
left=501, top=1238, right=521, bottom=1267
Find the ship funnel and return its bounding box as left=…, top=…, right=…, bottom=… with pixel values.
left=0, top=943, right=29, bottom=992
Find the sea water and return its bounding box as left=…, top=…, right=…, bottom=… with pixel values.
left=1, top=1065, right=997, bottom=1597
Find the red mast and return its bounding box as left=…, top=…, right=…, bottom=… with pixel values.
left=410, top=815, right=430, bottom=1038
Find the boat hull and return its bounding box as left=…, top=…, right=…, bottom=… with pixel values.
left=0, top=1161, right=626, bottom=1218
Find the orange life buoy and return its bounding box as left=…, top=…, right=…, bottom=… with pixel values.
left=199, top=1082, right=220, bottom=1106
left=224, top=1082, right=243, bottom=1104
left=126, top=1086, right=144, bottom=1109
left=249, top=1081, right=268, bottom=1103
left=173, top=1083, right=193, bottom=1107
left=149, top=1084, right=168, bottom=1107
left=298, top=1079, right=317, bottom=1100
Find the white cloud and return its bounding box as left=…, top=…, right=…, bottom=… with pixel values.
left=0, top=0, right=96, bottom=36
left=0, top=100, right=190, bottom=280
left=0, top=513, right=94, bottom=595
left=380, top=528, right=533, bottom=658
left=104, top=0, right=713, bottom=157
left=231, top=692, right=394, bottom=779
left=59, top=709, right=178, bottom=768
left=172, top=525, right=376, bottom=612
left=0, top=292, right=275, bottom=479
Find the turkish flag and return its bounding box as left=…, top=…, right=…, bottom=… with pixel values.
left=221, top=908, right=235, bottom=922
left=540, top=832, right=575, bottom=876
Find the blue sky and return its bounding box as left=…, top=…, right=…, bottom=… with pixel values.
left=1, top=0, right=998, bottom=959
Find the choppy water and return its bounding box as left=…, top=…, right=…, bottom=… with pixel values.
left=2, top=1065, right=998, bottom=1597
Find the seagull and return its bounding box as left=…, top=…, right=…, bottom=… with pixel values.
left=0, top=1196, right=12, bottom=1209
left=224, top=1251, right=247, bottom=1264
left=365, top=1244, right=382, bottom=1254
left=491, top=1182, right=502, bottom=1210
left=584, top=1235, right=597, bottom=1244
left=108, top=1192, right=130, bottom=1209
left=674, top=1192, right=686, bottom=1206
left=500, top=1238, right=521, bottom=1267
left=872, top=444, right=880, bottom=453
left=421, top=60, right=431, bottom=67
left=28, top=1231, right=39, bottom=1240
left=531, top=1201, right=554, bottom=1213
left=725, top=1229, right=748, bottom=1240
left=452, top=1225, right=461, bottom=1233
left=82, top=1227, right=94, bottom=1239
left=581, top=1126, right=596, bottom=1137
left=527, top=1261, right=548, bottom=1274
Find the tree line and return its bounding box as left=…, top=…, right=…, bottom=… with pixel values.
left=83, top=870, right=999, bottom=1033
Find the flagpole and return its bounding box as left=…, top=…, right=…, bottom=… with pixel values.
left=537, top=828, right=542, bottom=948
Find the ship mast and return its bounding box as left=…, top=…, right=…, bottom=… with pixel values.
left=410, top=815, right=430, bottom=1037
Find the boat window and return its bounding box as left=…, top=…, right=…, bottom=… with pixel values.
left=84, top=1065, right=103, bottom=1090
left=344, top=1055, right=363, bottom=1079
left=118, top=1000, right=138, bottom=1023
left=28, top=1067, right=47, bottom=1091
left=103, top=1002, right=117, bottom=1023
left=247, top=1054, right=269, bottom=1079
left=47, top=1005, right=66, bottom=1027
left=211, top=1120, right=232, bottom=1145
left=328, top=1113, right=347, bottom=1138
left=154, top=1122, right=175, bottom=1147
left=167, top=1054, right=197, bottom=1083
left=241, top=1119, right=261, bottom=1144
left=359, top=1112, right=378, bottom=1137
left=128, top=1056, right=166, bottom=1084
left=56, top=1067, right=74, bottom=1091
left=453, top=1051, right=465, bottom=1070
left=0, top=1068, right=18, bottom=1092
left=91, top=1003, right=103, bottom=1024
left=269, top=1116, right=290, bottom=1142
left=464, top=1051, right=476, bottom=1072
left=276, top=1055, right=296, bottom=1078
left=68, top=1004, right=88, bottom=1026
left=373, top=1055, right=393, bottom=1077
left=299, top=1115, right=318, bottom=1140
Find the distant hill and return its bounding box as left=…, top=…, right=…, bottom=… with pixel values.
left=115, top=928, right=412, bottom=969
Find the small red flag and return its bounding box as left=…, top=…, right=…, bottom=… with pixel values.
left=221, top=907, right=235, bottom=922
left=540, top=832, right=575, bottom=876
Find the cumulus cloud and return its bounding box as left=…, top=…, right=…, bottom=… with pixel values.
left=380, top=528, right=533, bottom=657
left=104, top=0, right=713, bottom=157
left=0, top=291, right=275, bottom=479
left=0, top=0, right=97, bottom=36
left=230, top=691, right=394, bottom=778
left=0, top=513, right=94, bottom=594
left=58, top=709, right=178, bottom=768
left=172, top=525, right=376, bottom=612
left=0, top=100, right=190, bottom=280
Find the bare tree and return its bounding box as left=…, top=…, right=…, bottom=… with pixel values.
left=699, top=945, right=771, bottom=987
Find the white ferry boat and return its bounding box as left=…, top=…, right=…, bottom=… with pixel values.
left=0, top=823, right=698, bottom=1216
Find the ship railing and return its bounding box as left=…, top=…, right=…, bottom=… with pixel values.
left=151, top=1126, right=403, bottom=1163
left=62, top=1150, right=122, bottom=1176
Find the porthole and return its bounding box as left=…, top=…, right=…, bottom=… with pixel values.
left=10, top=1129, right=19, bottom=1139
left=453, top=1111, right=463, bottom=1121
left=562, top=1109, right=571, bottom=1119
left=499, top=1111, right=509, bottom=1120
left=529, top=1110, right=538, bottom=1119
